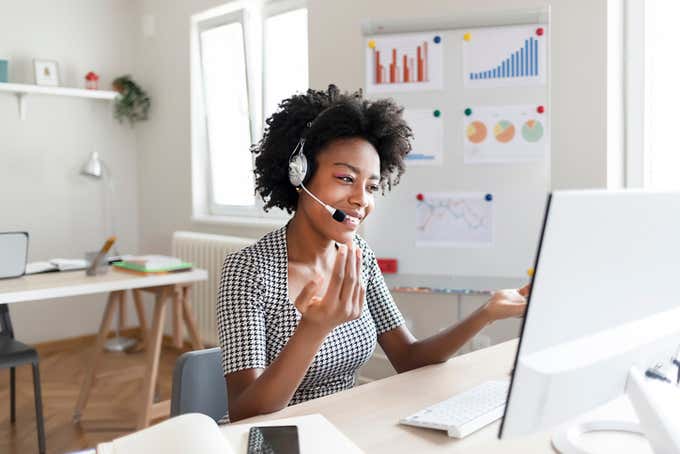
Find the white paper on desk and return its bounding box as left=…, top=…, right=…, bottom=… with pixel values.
left=25, top=262, right=57, bottom=274
left=97, top=413, right=236, bottom=454
left=221, top=413, right=364, bottom=453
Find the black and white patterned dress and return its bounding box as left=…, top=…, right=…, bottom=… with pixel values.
left=216, top=225, right=405, bottom=422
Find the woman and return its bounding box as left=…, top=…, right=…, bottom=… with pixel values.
left=217, top=85, right=527, bottom=423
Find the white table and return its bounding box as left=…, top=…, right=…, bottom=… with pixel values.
left=230, top=340, right=652, bottom=453
left=0, top=267, right=208, bottom=428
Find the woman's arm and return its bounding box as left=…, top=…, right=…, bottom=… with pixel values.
left=226, top=319, right=330, bottom=421
left=226, top=244, right=365, bottom=421
left=379, top=287, right=528, bottom=373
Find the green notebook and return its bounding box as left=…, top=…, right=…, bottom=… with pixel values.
left=113, top=261, right=193, bottom=273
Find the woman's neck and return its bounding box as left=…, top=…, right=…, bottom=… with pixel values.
left=286, top=213, right=336, bottom=267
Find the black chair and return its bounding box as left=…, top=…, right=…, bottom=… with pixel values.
left=1, top=303, right=45, bottom=454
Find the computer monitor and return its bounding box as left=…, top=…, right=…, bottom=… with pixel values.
left=499, top=190, right=680, bottom=453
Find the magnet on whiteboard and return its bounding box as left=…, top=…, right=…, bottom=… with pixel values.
left=536, top=27, right=544, bottom=36
left=463, top=32, right=471, bottom=42
left=537, top=105, right=545, bottom=114
left=433, top=109, right=441, bottom=117
left=416, top=193, right=425, bottom=201
left=433, top=35, right=441, bottom=44
left=368, top=39, right=376, bottom=49
left=485, top=194, right=493, bottom=202
left=464, top=108, right=472, bottom=116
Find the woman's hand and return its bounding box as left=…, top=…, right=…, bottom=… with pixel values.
left=481, top=284, right=529, bottom=322
left=294, top=243, right=365, bottom=334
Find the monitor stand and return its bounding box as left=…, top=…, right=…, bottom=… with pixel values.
left=551, top=367, right=680, bottom=454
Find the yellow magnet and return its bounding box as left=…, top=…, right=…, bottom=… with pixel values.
left=463, top=32, right=471, bottom=42
left=368, top=39, right=376, bottom=49
left=527, top=267, right=535, bottom=277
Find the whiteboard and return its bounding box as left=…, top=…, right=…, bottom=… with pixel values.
left=361, top=9, right=550, bottom=278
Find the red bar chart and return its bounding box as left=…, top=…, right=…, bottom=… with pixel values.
left=373, top=40, right=429, bottom=85
left=366, top=32, right=442, bottom=93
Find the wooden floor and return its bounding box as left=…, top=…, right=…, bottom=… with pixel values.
left=0, top=332, right=192, bottom=454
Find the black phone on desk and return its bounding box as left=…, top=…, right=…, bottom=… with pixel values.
left=247, top=425, right=300, bottom=454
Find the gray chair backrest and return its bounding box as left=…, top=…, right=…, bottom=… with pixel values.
left=170, top=347, right=228, bottom=421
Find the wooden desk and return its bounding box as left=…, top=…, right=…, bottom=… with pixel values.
left=0, top=267, right=208, bottom=429
left=230, top=340, right=652, bottom=453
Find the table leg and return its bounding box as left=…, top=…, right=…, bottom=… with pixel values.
left=73, top=291, right=120, bottom=422
left=172, top=287, right=183, bottom=349
left=137, top=287, right=171, bottom=429
left=132, top=289, right=148, bottom=343
left=119, top=291, right=127, bottom=331
left=181, top=285, right=204, bottom=350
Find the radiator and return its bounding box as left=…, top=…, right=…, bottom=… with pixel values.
left=172, top=231, right=255, bottom=345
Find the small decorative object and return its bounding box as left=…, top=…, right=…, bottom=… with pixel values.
left=0, top=59, right=8, bottom=83
left=85, top=71, right=99, bottom=90
left=112, top=75, right=151, bottom=125
left=33, top=59, right=60, bottom=86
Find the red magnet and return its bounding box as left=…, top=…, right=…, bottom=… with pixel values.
left=416, top=193, right=424, bottom=201
left=536, top=27, right=544, bottom=36
left=537, top=105, right=545, bottom=114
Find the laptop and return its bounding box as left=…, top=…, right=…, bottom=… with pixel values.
left=0, top=232, right=29, bottom=279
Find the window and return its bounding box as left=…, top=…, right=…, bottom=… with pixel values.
left=264, top=7, right=309, bottom=120
left=642, top=0, right=680, bottom=189
left=625, top=0, right=680, bottom=189
left=200, top=20, right=254, bottom=207
left=192, top=1, right=308, bottom=223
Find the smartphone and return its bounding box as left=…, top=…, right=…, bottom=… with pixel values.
left=247, top=425, right=300, bottom=454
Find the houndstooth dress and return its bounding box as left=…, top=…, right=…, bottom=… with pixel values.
left=216, top=225, right=405, bottom=422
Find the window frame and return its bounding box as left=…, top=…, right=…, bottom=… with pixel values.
left=191, top=1, right=307, bottom=226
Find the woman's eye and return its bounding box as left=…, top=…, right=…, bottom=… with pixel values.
left=338, top=175, right=354, bottom=183
left=367, top=185, right=380, bottom=193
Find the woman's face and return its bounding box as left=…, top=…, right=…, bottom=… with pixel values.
left=299, top=137, right=381, bottom=244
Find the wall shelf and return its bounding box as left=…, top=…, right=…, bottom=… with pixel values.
left=0, top=82, right=118, bottom=120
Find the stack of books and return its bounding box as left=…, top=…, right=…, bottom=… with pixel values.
left=113, top=255, right=192, bottom=274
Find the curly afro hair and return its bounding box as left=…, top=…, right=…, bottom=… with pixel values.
left=252, top=84, right=412, bottom=214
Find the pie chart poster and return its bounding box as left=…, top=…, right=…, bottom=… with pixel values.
left=463, top=105, right=548, bottom=164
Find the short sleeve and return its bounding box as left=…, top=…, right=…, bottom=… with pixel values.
left=362, top=244, right=405, bottom=335
left=216, top=250, right=267, bottom=375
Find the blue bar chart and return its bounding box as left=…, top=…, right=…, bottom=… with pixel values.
left=469, top=37, right=539, bottom=80
left=463, top=25, right=546, bottom=87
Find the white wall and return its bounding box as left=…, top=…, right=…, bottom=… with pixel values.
left=135, top=0, right=610, bottom=251
left=0, top=0, right=141, bottom=343
left=2, top=0, right=611, bottom=344
left=308, top=0, right=609, bottom=190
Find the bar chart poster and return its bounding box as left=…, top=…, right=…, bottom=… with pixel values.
left=365, top=32, right=443, bottom=93
left=402, top=109, right=443, bottom=166
left=463, top=105, right=548, bottom=164
left=463, top=25, right=547, bottom=87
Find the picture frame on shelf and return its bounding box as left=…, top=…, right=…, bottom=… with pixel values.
left=33, top=59, right=60, bottom=86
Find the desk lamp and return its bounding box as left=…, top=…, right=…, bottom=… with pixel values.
left=81, top=151, right=136, bottom=353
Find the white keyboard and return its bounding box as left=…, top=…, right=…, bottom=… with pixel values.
left=399, top=379, right=510, bottom=438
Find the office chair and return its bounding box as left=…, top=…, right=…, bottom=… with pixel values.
left=0, top=304, right=46, bottom=454
left=170, top=347, right=228, bottom=421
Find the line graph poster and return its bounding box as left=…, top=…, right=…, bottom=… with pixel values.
left=463, top=25, right=547, bottom=87
left=416, top=192, right=493, bottom=247
left=365, top=31, right=443, bottom=93
left=464, top=105, right=548, bottom=164
left=403, top=108, right=443, bottom=165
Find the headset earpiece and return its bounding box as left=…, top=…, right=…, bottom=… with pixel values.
left=288, top=139, right=308, bottom=187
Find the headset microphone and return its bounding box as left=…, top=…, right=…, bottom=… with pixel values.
left=288, top=138, right=347, bottom=223
left=299, top=184, right=347, bottom=223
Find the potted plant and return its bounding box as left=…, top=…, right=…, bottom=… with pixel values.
left=112, top=75, right=151, bottom=126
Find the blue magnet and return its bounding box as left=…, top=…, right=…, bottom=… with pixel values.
left=433, top=35, right=441, bottom=44
left=485, top=193, right=493, bottom=202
